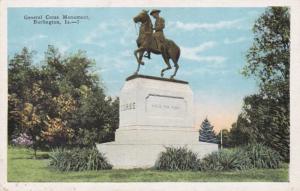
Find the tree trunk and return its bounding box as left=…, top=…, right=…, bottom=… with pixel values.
left=33, top=147, right=37, bottom=159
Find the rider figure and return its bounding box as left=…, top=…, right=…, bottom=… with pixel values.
left=145, top=9, right=166, bottom=59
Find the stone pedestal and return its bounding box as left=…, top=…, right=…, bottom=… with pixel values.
left=96, top=75, right=218, bottom=169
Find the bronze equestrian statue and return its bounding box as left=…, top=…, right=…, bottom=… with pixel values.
left=133, top=9, right=180, bottom=79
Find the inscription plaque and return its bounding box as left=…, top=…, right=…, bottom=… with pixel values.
left=145, top=94, right=186, bottom=118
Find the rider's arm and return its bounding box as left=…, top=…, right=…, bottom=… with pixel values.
left=155, top=18, right=165, bottom=31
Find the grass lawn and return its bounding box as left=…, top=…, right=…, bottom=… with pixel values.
left=8, top=147, right=289, bottom=182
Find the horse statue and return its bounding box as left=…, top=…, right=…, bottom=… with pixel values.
left=133, top=10, right=181, bottom=79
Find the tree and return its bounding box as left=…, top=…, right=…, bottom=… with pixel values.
left=42, top=94, right=76, bottom=147
left=40, top=46, right=120, bottom=147
left=18, top=102, right=42, bottom=158
left=243, top=7, right=289, bottom=89
left=8, top=48, right=36, bottom=140
left=71, top=87, right=109, bottom=147
left=216, top=129, right=230, bottom=148
left=8, top=48, right=36, bottom=101
left=239, top=7, right=290, bottom=161
left=199, top=118, right=217, bottom=143
left=238, top=94, right=289, bottom=160
left=8, top=46, right=120, bottom=153
left=228, top=120, right=252, bottom=147
left=8, top=94, right=22, bottom=141
left=8, top=49, right=50, bottom=157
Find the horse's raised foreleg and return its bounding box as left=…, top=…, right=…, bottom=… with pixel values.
left=160, top=53, right=172, bottom=78
left=134, top=48, right=145, bottom=75
left=138, top=50, right=145, bottom=66
left=134, top=49, right=140, bottom=75
left=134, top=48, right=145, bottom=65
left=134, top=63, right=140, bottom=75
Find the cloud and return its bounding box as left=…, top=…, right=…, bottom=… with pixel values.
left=181, top=41, right=226, bottom=63
left=82, top=20, right=136, bottom=47
left=21, top=34, right=48, bottom=49
left=82, top=23, right=108, bottom=47
left=55, top=41, right=71, bottom=53
left=120, top=50, right=133, bottom=58
left=224, top=37, right=248, bottom=44
left=93, top=52, right=133, bottom=74
left=179, top=67, right=230, bottom=77
left=82, top=22, right=110, bottom=46
left=170, top=19, right=244, bottom=31
left=92, top=52, right=136, bottom=96
left=24, top=34, right=48, bottom=44
left=12, top=34, right=49, bottom=62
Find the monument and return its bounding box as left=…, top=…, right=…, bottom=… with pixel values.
left=96, top=10, right=218, bottom=168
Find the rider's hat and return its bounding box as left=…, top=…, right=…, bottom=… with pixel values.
left=150, top=9, right=161, bottom=15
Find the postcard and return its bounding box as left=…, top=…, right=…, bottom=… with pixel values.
left=0, top=0, right=299, bottom=191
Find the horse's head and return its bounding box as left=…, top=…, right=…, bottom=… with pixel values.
left=133, top=10, right=149, bottom=24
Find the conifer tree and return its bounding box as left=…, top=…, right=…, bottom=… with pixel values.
left=199, top=118, right=217, bottom=143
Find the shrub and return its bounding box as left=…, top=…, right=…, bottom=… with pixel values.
left=49, top=147, right=112, bottom=171
left=200, top=148, right=252, bottom=171
left=200, top=143, right=283, bottom=171
left=11, top=133, right=33, bottom=147
left=155, top=146, right=200, bottom=171
left=243, top=143, right=282, bottom=169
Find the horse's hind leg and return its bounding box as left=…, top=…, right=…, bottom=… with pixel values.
left=170, top=60, right=179, bottom=79
left=160, top=53, right=172, bottom=77
left=170, top=47, right=180, bottom=79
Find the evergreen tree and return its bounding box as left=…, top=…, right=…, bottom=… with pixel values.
left=199, top=118, right=217, bottom=143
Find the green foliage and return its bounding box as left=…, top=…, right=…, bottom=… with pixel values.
left=8, top=48, right=37, bottom=101
left=232, top=7, right=290, bottom=161
left=200, top=149, right=251, bottom=171
left=200, top=143, right=282, bottom=171
left=9, top=147, right=289, bottom=182
left=8, top=48, right=37, bottom=143
left=155, top=147, right=201, bottom=171
left=49, top=147, right=112, bottom=171
left=216, top=124, right=252, bottom=148
left=228, top=119, right=253, bottom=147
left=216, top=129, right=230, bottom=148
left=8, top=45, right=120, bottom=151
left=243, top=143, right=282, bottom=169
left=199, top=118, right=217, bottom=143
left=243, top=7, right=289, bottom=85
left=8, top=94, right=22, bottom=141
left=71, top=90, right=119, bottom=147
left=238, top=95, right=289, bottom=161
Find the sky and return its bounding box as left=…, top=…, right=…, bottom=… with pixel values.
left=8, top=7, right=266, bottom=132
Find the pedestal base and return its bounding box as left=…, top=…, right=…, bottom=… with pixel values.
left=115, top=127, right=199, bottom=144
left=96, top=75, right=218, bottom=169
left=96, top=142, right=218, bottom=169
